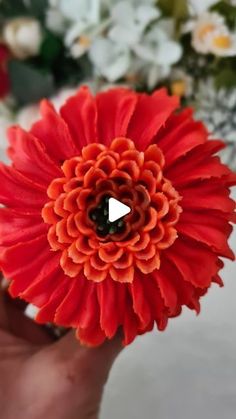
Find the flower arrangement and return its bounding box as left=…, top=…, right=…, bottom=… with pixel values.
left=0, top=0, right=235, bottom=346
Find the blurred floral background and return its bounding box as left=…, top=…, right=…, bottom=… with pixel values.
left=0, top=0, right=236, bottom=167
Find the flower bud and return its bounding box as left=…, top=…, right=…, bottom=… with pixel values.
left=3, top=17, right=43, bottom=59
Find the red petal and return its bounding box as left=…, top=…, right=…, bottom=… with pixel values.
left=166, top=237, right=219, bottom=288
left=7, top=126, right=62, bottom=185
left=123, top=303, right=139, bottom=346
left=157, top=109, right=207, bottom=167
left=127, top=89, right=179, bottom=150
left=180, top=179, right=235, bottom=214
left=97, top=278, right=119, bottom=338
left=53, top=276, right=85, bottom=325
left=129, top=275, right=151, bottom=329
left=96, top=88, right=137, bottom=146
left=0, top=207, right=47, bottom=245
left=36, top=275, right=71, bottom=323
left=60, top=86, right=97, bottom=149
left=144, top=277, right=168, bottom=330
left=21, top=254, right=62, bottom=307
left=1, top=236, right=51, bottom=297
left=166, top=141, right=230, bottom=187
left=177, top=210, right=234, bottom=260
left=76, top=323, right=106, bottom=347
left=151, top=265, right=177, bottom=310
left=31, top=100, right=78, bottom=162
left=0, top=163, right=47, bottom=209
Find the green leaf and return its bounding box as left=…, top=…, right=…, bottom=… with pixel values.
left=8, top=60, right=55, bottom=105
left=40, top=32, right=63, bottom=67
left=211, top=1, right=236, bottom=28
left=26, top=0, right=48, bottom=21
left=0, top=0, right=48, bottom=21
left=215, top=68, right=236, bottom=89
left=0, top=0, right=27, bottom=17
left=158, top=0, right=188, bottom=19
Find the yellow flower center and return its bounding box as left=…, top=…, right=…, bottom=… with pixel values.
left=212, top=34, right=232, bottom=49
left=79, top=35, right=91, bottom=49
left=170, top=80, right=186, bottom=98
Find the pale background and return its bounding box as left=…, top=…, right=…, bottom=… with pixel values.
left=102, top=190, right=236, bottom=419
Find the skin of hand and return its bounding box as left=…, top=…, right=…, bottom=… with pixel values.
left=0, top=277, right=122, bottom=419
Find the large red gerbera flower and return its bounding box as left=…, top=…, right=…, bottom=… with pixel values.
left=0, top=44, right=10, bottom=99
left=0, top=87, right=235, bottom=346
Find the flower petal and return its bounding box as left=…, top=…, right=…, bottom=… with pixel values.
left=0, top=207, right=47, bottom=246
left=60, top=86, right=98, bottom=148
left=177, top=210, right=234, bottom=260
left=0, top=163, right=47, bottom=209
left=7, top=126, right=62, bottom=185
left=96, top=88, right=137, bottom=146
left=166, top=237, right=219, bottom=288
left=31, top=100, right=78, bottom=162
left=127, top=89, right=179, bottom=150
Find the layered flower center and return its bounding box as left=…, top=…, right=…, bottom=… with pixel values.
left=42, top=137, right=182, bottom=283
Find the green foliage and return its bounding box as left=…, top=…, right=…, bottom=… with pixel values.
left=158, top=0, right=188, bottom=19
left=0, top=0, right=48, bottom=21
left=8, top=60, right=55, bottom=105
left=211, top=1, right=236, bottom=29
left=40, top=32, right=63, bottom=67
left=215, top=67, right=236, bottom=89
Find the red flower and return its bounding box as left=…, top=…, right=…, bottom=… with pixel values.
left=0, top=87, right=235, bottom=346
left=0, top=44, right=10, bottom=99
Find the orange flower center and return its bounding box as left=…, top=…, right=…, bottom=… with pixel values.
left=212, top=34, right=232, bottom=49
left=42, top=138, right=182, bottom=283
left=198, top=23, right=216, bottom=40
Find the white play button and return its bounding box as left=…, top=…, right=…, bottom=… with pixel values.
left=108, top=198, right=131, bottom=223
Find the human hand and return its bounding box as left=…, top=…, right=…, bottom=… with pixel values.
left=0, top=276, right=122, bottom=419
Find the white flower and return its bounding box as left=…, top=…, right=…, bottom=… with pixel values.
left=58, top=0, right=100, bottom=24
left=3, top=17, right=43, bottom=59
left=188, top=0, right=219, bottom=15
left=46, top=0, right=102, bottom=58
left=46, top=8, right=67, bottom=34
left=191, top=12, right=236, bottom=56
left=134, top=23, right=182, bottom=89
left=89, top=37, right=131, bottom=82
left=191, top=12, right=225, bottom=53
left=108, top=0, right=160, bottom=48
left=207, top=28, right=236, bottom=56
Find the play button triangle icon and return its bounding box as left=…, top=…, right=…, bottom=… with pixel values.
left=108, top=198, right=131, bottom=223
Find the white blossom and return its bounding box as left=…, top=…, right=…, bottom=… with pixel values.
left=134, top=23, right=182, bottom=88
left=191, top=12, right=236, bottom=56
left=108, top=0, right=160, bottom=48
left=89, top=37, right=131, bottom=82
left=3, top=17, right=43, bottom=59
left=46, top=0, right=102, bottom=58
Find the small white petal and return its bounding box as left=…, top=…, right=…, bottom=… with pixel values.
left=111, top=1, right=135, bottom=26
left=156, top=41, right=182, bottom=65
left=136, top=5, right=160, bottom=27
left=109, top=23, right=141, bottom=46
